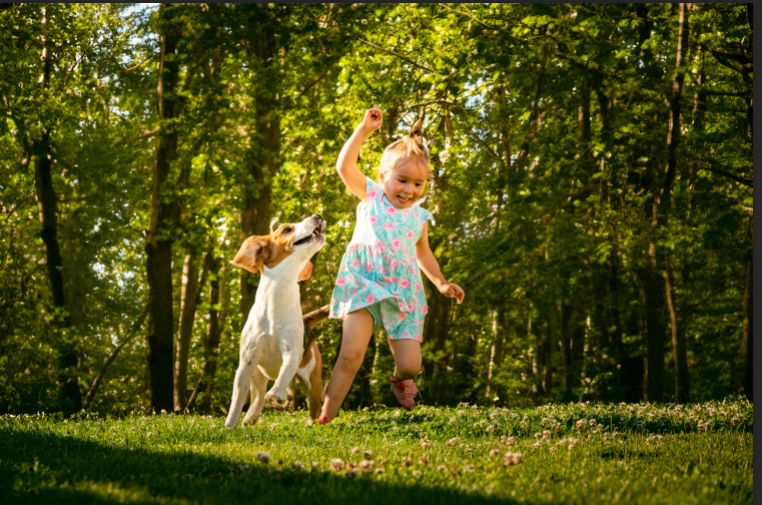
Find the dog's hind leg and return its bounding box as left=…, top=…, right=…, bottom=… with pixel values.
left=225, top=355, right=257, bottom=429
left=296, top=340, right=323, bottom=420
left=242, top=367, right=268, bottom=426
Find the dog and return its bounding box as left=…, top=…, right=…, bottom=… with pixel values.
left=225, top=214, right=327, bottom=429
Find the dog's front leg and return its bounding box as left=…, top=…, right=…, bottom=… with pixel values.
left=264, top=339, right=301, bottom=405
left=225, top=354, right=257, bottom=429
left=241, top=367, right=268, bottom=426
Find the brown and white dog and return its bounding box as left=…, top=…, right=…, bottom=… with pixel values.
left=225, top=214, right=327, bottom=429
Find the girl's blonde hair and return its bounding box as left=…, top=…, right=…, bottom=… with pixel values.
left=377, top=118, right=430, bottom=183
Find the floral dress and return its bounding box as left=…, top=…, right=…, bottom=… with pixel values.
left=329, top=177, right=433, bottom=342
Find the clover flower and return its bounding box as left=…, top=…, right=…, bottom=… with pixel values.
left=330, top=458, right=344, bottom=472
left=256, top=452, right=270, bottom=464
left=446, top=437, right=459, bottom=446
left=506, top=437, right=517, bottom=446
left=503, top=452, right=523, bottom=466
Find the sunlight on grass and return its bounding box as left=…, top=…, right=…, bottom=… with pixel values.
left=0, top=401, right=752, bottom=504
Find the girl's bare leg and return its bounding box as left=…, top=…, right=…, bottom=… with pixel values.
left=388, top=339, right=422, bottom=380
left=320, top=308, right=374, bottom=422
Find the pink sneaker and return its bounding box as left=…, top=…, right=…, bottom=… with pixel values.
left=391, top=375, right=419, bottom=410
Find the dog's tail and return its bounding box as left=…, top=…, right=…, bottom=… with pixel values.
left=303, top=304, right=330, bottom=330
left=302, top=304, right=330, bottom=354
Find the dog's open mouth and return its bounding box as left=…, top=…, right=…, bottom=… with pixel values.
left=294, top=226, right=323, bottom=246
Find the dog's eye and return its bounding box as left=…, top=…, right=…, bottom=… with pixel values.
left=282, top=227, right=293, bottom=234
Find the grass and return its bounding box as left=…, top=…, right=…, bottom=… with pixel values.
left=0, top=400, right=752, bottom=504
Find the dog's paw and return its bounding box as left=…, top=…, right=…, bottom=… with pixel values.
left=264, top=390, right=288, bottom=409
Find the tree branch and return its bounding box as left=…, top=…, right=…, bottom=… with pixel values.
left=133, top=127, right=159, bottom=142
left=124, top=54, right=155, bottom=73
left=400, top=99, right=459, bottom=115
left=701, top=166, right=753, bottom=188
left=355, top=38, right=448, bottom=76
left=83, top=306, right=149, bottom=410
left=62, top=39, right=93, bottom=89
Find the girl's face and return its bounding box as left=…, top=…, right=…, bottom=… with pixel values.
left=380, top=161, right=428, bottom=209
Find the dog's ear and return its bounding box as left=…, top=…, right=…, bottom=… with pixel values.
left=232, top=236, right=270, bottom=273
left=297, top=261, right=314, bottom=282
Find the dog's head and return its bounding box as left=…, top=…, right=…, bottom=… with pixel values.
left=232, top=214, right=327, bottom=280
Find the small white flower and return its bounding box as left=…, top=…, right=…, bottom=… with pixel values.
left=256, top=452, right=270, bottom=464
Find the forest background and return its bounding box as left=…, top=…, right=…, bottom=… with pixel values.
left=0, top=3, right=753, bottom=417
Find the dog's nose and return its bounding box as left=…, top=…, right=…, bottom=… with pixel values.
left=312, top=214, right=323, bottom=222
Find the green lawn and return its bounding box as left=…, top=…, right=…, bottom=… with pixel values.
left=0, top=401, right=752, bottom=504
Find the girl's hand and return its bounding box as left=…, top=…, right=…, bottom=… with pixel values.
left=439, top=282, right=465, bottom=304
left=359, top=108, right=383, bottom=133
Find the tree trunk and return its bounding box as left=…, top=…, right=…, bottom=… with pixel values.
left=145, top=3, right=182, bottom=413
left=608, top=247, right=625, bottom=394
left=542, top=320, right=553, bottom=396
left=32, top=7, right=81, bottom=413
left=641, top=3, right=691, bottom=404
left=665, top=254, right=689, bottom=403
left=421, top=273, right=452, bottom=400
left=558, top=302, right=572, bottom=395
left=240, top=24, right=280, bottom=320
left=188, top=255, right=225, bottom=413
left=642, top=249, right=666, bottom=403
left=742, top=260, right=752, bottom=401
left=174, top=250, right=202, bottom=411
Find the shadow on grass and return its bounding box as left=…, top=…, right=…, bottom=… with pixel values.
left=0, top=428, right=518, bottom=505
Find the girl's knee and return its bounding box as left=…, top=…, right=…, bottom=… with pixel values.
left=337, top=348, right=366, bottom=370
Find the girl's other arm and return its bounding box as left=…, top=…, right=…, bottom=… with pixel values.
left=415, top=223, right=465, bottom=304
left=336, top=108, right=383, bottom=200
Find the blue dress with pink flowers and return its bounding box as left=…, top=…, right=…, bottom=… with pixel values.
left=329, top=177, right=432, bottom=342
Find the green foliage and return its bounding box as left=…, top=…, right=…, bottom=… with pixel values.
left=0, top=3, right=752, bottom=415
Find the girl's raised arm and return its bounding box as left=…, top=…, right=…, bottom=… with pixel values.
left=336, top=108, right=383, bottom=200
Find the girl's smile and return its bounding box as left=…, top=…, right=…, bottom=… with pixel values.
left=381, top=161, right=429, bottom=209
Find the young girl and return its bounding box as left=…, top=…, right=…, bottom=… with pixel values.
left=320, top=108, right=465, bottom=423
